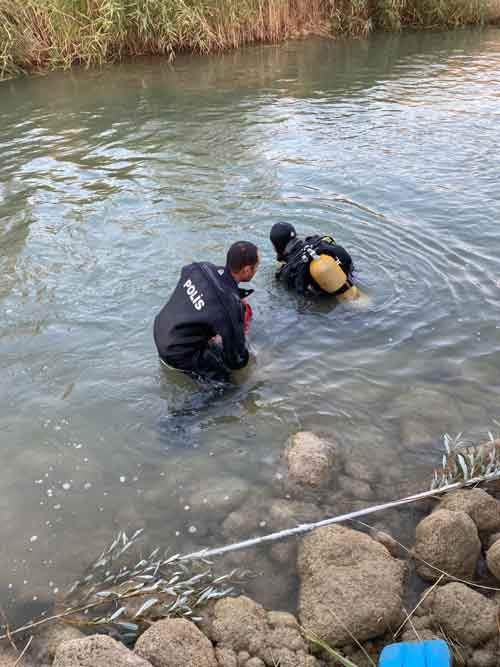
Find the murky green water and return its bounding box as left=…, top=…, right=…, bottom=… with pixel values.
left=1, top=28, right=500, bottom=620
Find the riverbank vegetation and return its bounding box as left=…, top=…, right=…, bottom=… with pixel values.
left=0, top=0, right=495, bottom=81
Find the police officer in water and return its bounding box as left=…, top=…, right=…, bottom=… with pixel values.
left=270, top=222, right=360, bottom=301
left=154, top=241, right=259, bottom=382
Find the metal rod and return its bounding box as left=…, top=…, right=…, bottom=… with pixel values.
left=180, top=472, right=500, bottom=561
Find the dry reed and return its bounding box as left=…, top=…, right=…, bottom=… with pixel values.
left=0, top=0, right=490, bottom=81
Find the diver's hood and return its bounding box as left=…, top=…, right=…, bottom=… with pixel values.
left=271, top=222, right=297, bottom=260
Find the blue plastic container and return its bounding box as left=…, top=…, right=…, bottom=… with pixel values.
left=379, top=640, right=451, bottom=667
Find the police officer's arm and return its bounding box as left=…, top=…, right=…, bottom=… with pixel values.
left=217, top=301, right=249, bottom=371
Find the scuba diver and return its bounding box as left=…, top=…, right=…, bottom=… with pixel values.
left=154, top=241, right=259, bottom=383
left=270, top=222, right=360, bottom=300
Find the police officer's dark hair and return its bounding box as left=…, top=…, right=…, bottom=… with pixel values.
left=226, top=241, right=259, bottom=273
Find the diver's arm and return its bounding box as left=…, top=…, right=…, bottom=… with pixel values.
left=295, top=262, right=311, bottom=295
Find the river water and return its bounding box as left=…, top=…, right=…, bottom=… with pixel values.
left=1, top=28, right=500, bottom=621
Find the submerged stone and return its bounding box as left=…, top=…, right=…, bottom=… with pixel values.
left=286, top=432, right=336, bottom=489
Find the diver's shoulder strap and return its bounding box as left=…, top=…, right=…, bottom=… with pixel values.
left=333, top=278, right=353, bottom=296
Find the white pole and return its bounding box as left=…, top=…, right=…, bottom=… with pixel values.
left=180, top=472, right=500, bottom=561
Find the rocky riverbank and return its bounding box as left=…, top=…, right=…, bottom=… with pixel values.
left=3, top=432, right=500, bottom=666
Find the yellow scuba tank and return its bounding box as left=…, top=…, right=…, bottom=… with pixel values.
left=309, top=251, right=347, bottom=294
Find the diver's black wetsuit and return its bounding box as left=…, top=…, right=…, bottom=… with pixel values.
left=277, top=235, right=353, bottom=296
left=154, top=262, right=252, bottom=382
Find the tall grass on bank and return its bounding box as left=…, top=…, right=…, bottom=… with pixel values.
left=0, top=0, right=489, bottom=80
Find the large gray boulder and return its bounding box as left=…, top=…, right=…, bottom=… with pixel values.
left=298, top=525, right=406, bottom=646
left=438, top=488, right=500, bottom=534
left=135, top=618, right=217, bottom=667
left=53, top=635, right=152, bottom=667
left=286, top=432, right=336, bottom=489
left=431, top=583, right=499, bottom=647
left=414, top=509, right=480, bottom=581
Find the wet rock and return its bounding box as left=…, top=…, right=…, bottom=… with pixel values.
left=389, top=386, right=463, bottom=436
left=135, top=618, right=217, bottom=667
left=53, top=635, right=152, bottom=667
left=215, top=646, right=237, bottom=667
left=369, top=527, right=400, bottom=558
left=414, top=510, right=480, bottom=581
left=220, top=545, right=297, bottom=611
left=400, top=418, right=435, bottom=448
left=337, top=474, right=374, bottom=501
left=246, top=658, right=265, bottom=667
left=31, top=622, right=86, bottom=665
left=438, top=488, right=500, bottom=534
left=399, top=614, right=433, bottom=634
left=222, top=497, right=267, bottom=539
left=431, top=583, right=499, bottom=647
left=487, top=532, right=500, bottom=549
left=211, top=596, right=266, bottom=652
left=241, top=561, right=297, bottom=613
left=345, top=648, right=378, bottom=667
left=269, top=541, right=297, bottom=565
left=208, top=596, right=319, bottom=666
left=187, top=476, right=251, bottom=520
left=399, top=629, right=440, bottom=643
left=343, top=459, right=378, bottom=484
left=0, top=645, right=37, bottom=667
left=470, top=645, right=500, bottom=667
left=267, top=499, right=324, bottom=532
left=285, top=432, right=336, bottom=489
left=298, top=525, right=406, bottom=646
left=486, top=539, right=500, bottom=580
